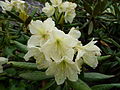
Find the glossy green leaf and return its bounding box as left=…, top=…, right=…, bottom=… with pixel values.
left=84, top=73, right=114, bottom=81
left=88, top=21, right=93, bottom=35
left=68, top=79, right=91, bottom=90
left=108, top=38, right=120, bottom=49
left=7, top=61, right=37, bottom=69
left=98, top=55, right=111, bottom=61
left=19, top=71, right=52, bottom=81
left=12, top=41, right=28, bottom=53
left=116, top=52, right=120, bottom=57
left=3, top=46, right=16, bottom=57
left=92, top=84, right=120, bottom=90
left=115, top=56, right=120, bottom=65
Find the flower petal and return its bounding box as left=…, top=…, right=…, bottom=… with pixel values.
left=29, top=20, right=43, bottom=34
left=24, top=47, right=41, bottom=61
left=28, top=35, right=41, bottom=47
left=83, top=53, right=98, bottom=68
left=68, top=27, right=81, bottom=39
left=42, top=2, right=55, bottom=17
left=65, top=10, right=76, bottom=23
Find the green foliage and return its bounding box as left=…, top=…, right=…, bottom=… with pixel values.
left=8, top=61, right=37, bottom=69
left=68, top=79, right=91, bottom=90
left=19, top=71, right=52, bottom=81
left=84, top=72, right=114, bottom=81
left=92, top=84, right=120, bottom=90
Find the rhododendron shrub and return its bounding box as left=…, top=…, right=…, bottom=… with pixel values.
left=0, top=0, right=119, bottom=90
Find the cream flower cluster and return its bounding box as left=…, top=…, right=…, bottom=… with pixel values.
left=24, top=18, right=101, bottom=85
left=0, top=0, right=25, bottom=13
left=42, top=0, right=77, bottom=23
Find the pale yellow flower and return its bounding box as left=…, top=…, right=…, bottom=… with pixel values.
left=46, top=57, right=80, bottom=85
left=0, top=0, right=25, bottom=13
left=41, top=30, right=78, bottom=62
left=58, top=1, right=77, bottom=13
left=24, top=47, right=41, bottom=61
left=11, top=0, right=25, bottom=12
left=28, top=18, right=57, bottom=47
left=58, top=2, right=77, bottom=23
left=75, top=39, right=101, bottom=68
left=64, top=10, right=76, bottom=23
left=24, top=47, right=50, bottom=69
left=42, top=2, right=55, bottom=17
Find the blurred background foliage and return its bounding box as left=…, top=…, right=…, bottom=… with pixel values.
left=0, top=0, right=120, bottom=90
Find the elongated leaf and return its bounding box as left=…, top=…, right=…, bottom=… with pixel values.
left=12, top=41, right=28, bottom=53
left=79, top=21, right=89, bottom=30
left=7, top=61, right=37, bottom=69
left=108, top=38, right=120, bottom=49
left=19, top=71, right=52, bottom=81
left=98, top=55, right=111, bottom=61
left=92, top=84, right=120, bottom=90
left=115, top=56, right=120, bottom=65
left=68, top=79, right=91, bottom=90
left=116, top=52, right=120, bottom=57
left=3, top=46, right=16, bottom=57
left=84, top=73, right=114, bottom=81
left=88, top=21, right=93, bottom=35
left=113, top=3, right=120, bottom=17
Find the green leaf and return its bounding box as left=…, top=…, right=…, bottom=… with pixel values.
left=88, top=21, right=93, bottom=35
left=3, top=46, right=16, bottom=57
left=5, top=68, right=16, bottom=76
left=113, top=3, right=120, bottom=17
left=108, top=38, right=120, bottom=49
left=7, top=61, right=37, bottom=69
left=92, top=84, right=120, bottom=90
left=79, top=21, right=89, bottom=30
left=84, top=73, right=114, bottom=81
left=29, top=8, right=38, bottom=17
left=98, top=55, right=111, bottom=61
left=116, top=52, right=120, bottom=57
left=12, top=41, right=28, bottom=53
left=10, top=85, right=26, bottom=90
left=9, top=80, right=26, bottom=90
left=115, top=56, right=120, bottom=65
left=19, top=71, right=52, bottom=81
left=68, top=79, right=91, bottom=90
